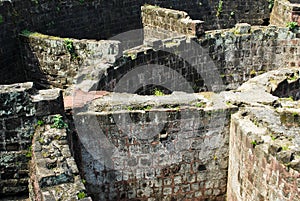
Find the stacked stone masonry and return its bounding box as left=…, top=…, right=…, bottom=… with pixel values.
left=72, top=92, right=236, bottom=200
left=29, top=116, right=91, bottom=201
left=1, top=0, right=300, bottom=200
left=225, top=68, right=300, bottom=201
left=142, top=5, right=204, bottom=39
left=20, top=23, right=300, bottom=93
left=0, top=82, right=64, bottom=197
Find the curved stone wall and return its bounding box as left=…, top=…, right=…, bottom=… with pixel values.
left=0, top=0, right=143, bottom=84
left=20, top=23, right=300, bottom=94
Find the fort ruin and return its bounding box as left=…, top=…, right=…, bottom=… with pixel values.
left=1, top=0, right=300, bottom=200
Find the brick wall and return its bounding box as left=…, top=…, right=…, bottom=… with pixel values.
left=228, top=111, right=300, bottom=201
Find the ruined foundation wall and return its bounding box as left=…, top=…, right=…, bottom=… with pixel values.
left=225, top=69, right=300, bottom=201
left=73, top=102, right=235, bottom=200
left=145, top=0, right=270, bottom=30
left=200, top=24, right=300, bottom=89
left=0, top=82, right=63, bottom=197
left=20, top=33, right=120, bottom=90
left=142, top=5, right=204, bottom=39
left=228, top=111, right=300, bottom=201
left=0, top=0, right=143, bottom=84
left=29, top=116, right=91, bottom=201
left=21, top=24, right=300, bottom=93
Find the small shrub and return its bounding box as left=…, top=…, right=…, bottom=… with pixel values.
left=51, top=115, right=68, bottom=129
left=270, top=134, right=276, bottom=141
left=21, top=29, right=33, bottom=37
left=154, top=88, right=165, bottom=96
left=37, top=120, right=44, bottom=126
left=64, top=38, right=74, bottom=53
left=26, top=146, right=32, bottom=158
left=195, top=102, right=206, bottom=108
left=216, top=0, right=223, bottom=17
left=268, top=0, right=274, bottom=10
left=287, top=21, right=298, bottom=31
left=251, top=140, right=257, bottom=148
left=77, top=191, right=86, bottom=199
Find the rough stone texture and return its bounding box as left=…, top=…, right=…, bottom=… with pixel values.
left=72, top=91, right=237, bottom=201
left=201, top=25, right=300, bottom=90
left=17, top=5, right=300, bottom=94
left=142, top=5, right=205, bottom=39
left=0, top=0, right=143, bottom=84
left=227, top=68, right=300, bottom=201
left=145, top=0, right=270, bottom=30
left=29, top=116, right=91, bottom=201
left=0, top=82, right=63, bottom=197
left=270, top=0, right=300, bottom=27
left=95, top=25, right=300, bottom=93
left=20, top=32, right=121, bottom=91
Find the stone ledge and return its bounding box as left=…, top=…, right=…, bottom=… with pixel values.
left=29, top=115, right=91, bottom=201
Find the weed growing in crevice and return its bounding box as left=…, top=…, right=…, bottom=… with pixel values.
left=51, top=115, right=68, bottom=129
left=154, top=88, right=165, bottom=96
left=64, top=38, right=79, bottom=60
left=287, top=21, right=298, bottom=31
left=37, top=120, right=44, bottom=126
left=268, top=0, right=274, bottom=10
left=77, top=191, right=86, bottom=199
left=21, top=29, right=33, bottom=37
left=216, top=0, right=223, bottom=17
left=251, top=140, right=257, bottom=148
left=26, top=146, right=32, bottom=158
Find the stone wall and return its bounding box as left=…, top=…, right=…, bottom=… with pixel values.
left=0, top=0, right=143, bottom=84
left=270, top=0, right=300, bottom=27
left=225, top=68, right=300, bottom=201
left=96, top=24, right=300, bottom=93
left=228, top=110, right=300, bottom=201
left=142, top=5, right=204, bottom=39
left=72, top=92, right=236, bottom=200
left=29, top=115, right=91, bottom=201
left=0, top=82, right=63, bottom=197
left=145, top=0, right=270, bottom=30
left=200, top=24, right=300, bottom=90
left=20, top=32, right=121, bottom=91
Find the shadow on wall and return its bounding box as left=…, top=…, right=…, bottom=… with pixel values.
left=0, top=0, right=144, bottom=84
left=97, top=50, right=207, bottom=94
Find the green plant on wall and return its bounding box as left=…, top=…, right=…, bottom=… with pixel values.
left=287, top=21, right=298, bottom=31
left=154, top=88, right=165, bottom=96
left=268, top=0, right=274, bottom=10
left=216, top=0, right=223, bottom=17
left=26, top=146, right=33, bottom=158
left=77, top=191, right=86, bottom=199
left=64, top=38, right=78, bottom=59
left=51, top=115, right=68, bottom=129
left=31, top=0, right=39, bottom=4
left=0, top=15, right=3, bottom=24
left=37, top=120, right=44, bottom=126
left=21, top=29, right=33, bottom=37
